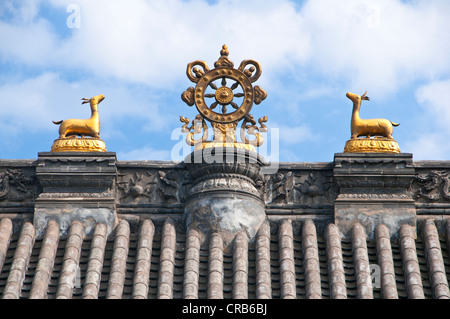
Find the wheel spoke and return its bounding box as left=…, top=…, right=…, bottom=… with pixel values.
left=209, top=82, right=218, bottom=90
left=205, top=93, right=215, bottom=98
left=230, top=82, right=239, bottom=90
left=234, top=93, right=244, bottom=98
left=210, top=102, right=218, bottom=110
left=230, top=102, right=239, bottom=109
left=221, top=77, right=227, bottom=87
left=222, top=105, right=227, bottom=114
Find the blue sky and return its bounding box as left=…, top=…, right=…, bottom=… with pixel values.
left=0, top=0, right=449, bottom=163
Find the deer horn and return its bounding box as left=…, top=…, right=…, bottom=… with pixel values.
left=361, top=91, right=370, bottom=101
left=81, top=98, right=90, bottom=104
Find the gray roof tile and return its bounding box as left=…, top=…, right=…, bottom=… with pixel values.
left=1, top=216, right=450, bottom=299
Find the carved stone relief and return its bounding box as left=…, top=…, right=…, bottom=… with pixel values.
left=0, top=168, right=36, bottom=201
left=412, top=170, right=450, bottom=202
left=264, top=170, right=336, bottom=205
left=117, top=169, right=183, bottom=204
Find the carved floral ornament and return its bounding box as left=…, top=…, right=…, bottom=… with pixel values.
left=180, top=45, right=268, bottom=151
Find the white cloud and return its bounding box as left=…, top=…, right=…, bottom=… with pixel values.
left=0, top=72, right=76, bottom=134
left=301, top=0, right=450, bottom=98
left=404, top=133, right=450, bottom=160
left=415, top=79, right=450, bottom=131
left=1, top=0, right=450, bottom=161
left=0, top=18, right=58, bottom=66
left=0, top=1, right=41, bottom=23
left=1, top=0, right=311, bottom=87
left=271, top=122, right=315, bottom=145
left=405, top=79, right=450, bottom=160
left=2, top=0, right=449, bottom=94
left=0, top=72, right=172, bottom=139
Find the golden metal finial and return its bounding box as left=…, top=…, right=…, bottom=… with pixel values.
left=50, top=94, right=107, bottom=152
left=344, top=91, right=400, bottom=153
left=181, top=45, right=268, bottom=151
left=214, top=44, right=234, bottom=68
left=220, top=44, right=229, bottom=56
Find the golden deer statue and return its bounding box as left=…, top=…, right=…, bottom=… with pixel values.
left=347, top=91, right=399, bottom=139
left=53, top=94, right=105, bottom=139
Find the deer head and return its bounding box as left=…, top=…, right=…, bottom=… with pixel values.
left=81, top=94, right=105, bottom=105
left=346, top=91, right=370, bottom=103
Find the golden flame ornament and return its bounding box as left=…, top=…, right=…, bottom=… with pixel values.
left=180, top=45, right=268, bottom=151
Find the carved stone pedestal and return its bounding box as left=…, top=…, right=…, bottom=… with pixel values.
left=34, top=152, right=118, bottom=237
left=183, top=147, right=266, bottom=248
left=333, top=153, right=416, bottom=239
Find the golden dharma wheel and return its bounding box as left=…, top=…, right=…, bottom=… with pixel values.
left=180, top=45, right=268, bottom=149
left=194, top=67, right=254, bottom=124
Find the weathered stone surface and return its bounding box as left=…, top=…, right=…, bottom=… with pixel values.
left=185, top=194, right=265, bottom=248
left=334, top=153, right=416, bottom=239
left=335, top=203, right=416, bottom=240
left=7, top=148, right=450, bottom=300
left=184, top=148, right=266, bottom=248
left=36, top=152, right=117, bottom=192
left=33, top=152, right=118, bottom=238
left=34, top=206, right=116, bottom=238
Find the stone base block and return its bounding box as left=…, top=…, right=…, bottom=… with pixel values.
left=335, top=202, right=416, bottom=240
left=34, top=204, right=117, bottom=238
left=185, top=194, right=266, bottom=249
